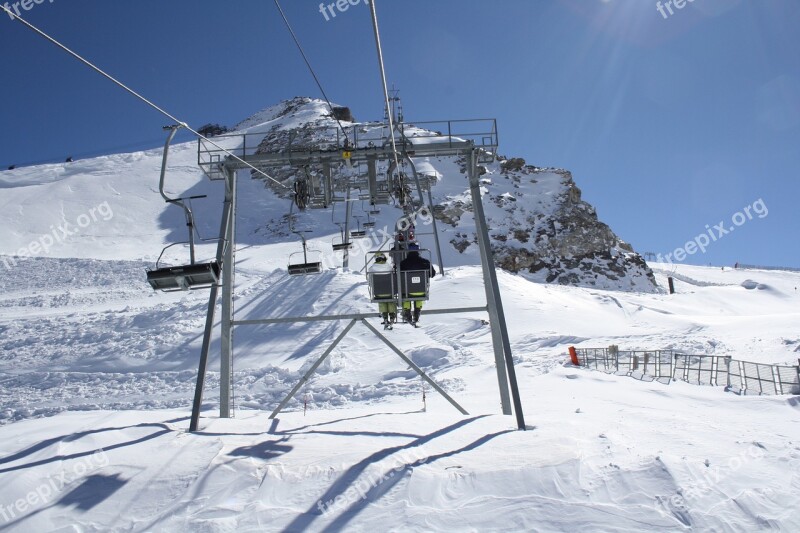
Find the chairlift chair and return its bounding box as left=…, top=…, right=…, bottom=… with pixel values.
left=400, top=269, right=431, bottom=303
left=148, top=260, right=221, bottom=292
left=288, top=231, right=323, bottom=276
left=362, top=211, right=376, bottom=229
left=332, top=222, right=352, bottom=251
left=365, top=249, right=431, bottom=307
left=350, top=216, right=367, bottom=239
left=356, top=199, right=377, bottom=228
left=332, top=240, right=353, bottom=251
left=365, top=251, right=397, bottom=304
left=146, top=124, right=220, bottom=292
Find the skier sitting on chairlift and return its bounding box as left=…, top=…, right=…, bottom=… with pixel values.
left=391, top=226, right=415, bottom=251
left=399, top=242, right=435, bottom=324
left=369, top=252, right=397, bottom=326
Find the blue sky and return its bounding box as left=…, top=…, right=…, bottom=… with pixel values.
left=1, top=0, right=798, bottom=268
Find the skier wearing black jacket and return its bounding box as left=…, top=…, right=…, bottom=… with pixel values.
left=399, top=243, right=436, bottom=324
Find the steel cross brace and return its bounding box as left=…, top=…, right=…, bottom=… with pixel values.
left=269, top=318, right=468, bottom=419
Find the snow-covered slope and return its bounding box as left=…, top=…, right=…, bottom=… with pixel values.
left=1, top=100, right=799, bottom=532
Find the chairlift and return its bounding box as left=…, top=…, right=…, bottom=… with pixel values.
left=365, top=248, right=432, bottom=327
left=350, top=216, right=367, bottom=239
left=365, top=249, right=432, bottom=307
left=332, top=222, right=352, bottom=251
left=288, top=231, right=323, bottom=276
left=146, top=125, right=220, bottom=292
left=294, top=177, right=310, bottom=210
left=148, top=260, right=221, bottom=292
left=360, top=203, right=376, bottom=228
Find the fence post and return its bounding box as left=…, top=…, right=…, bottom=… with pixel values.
left=668, top=277, right=675, bottom=294
left=725, top=357, right=732, bottom=390
left=796, top=360, right=800, bottom=394
left=755, top=363, right=763, bottom=395
left=738, top=360, right=746, bottom=395
left=609, top=345, right=619, bottom=372
left=772, top=366, right=781, bottom=395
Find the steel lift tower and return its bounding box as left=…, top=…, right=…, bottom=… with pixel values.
left=188, top=119, right=526, bottom=431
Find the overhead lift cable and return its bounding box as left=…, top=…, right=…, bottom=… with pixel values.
left=368, top=0, right=404, bottom=198
left=1, top=5, right=291, bottom=192
left=273, top=0, right=352, bottom=146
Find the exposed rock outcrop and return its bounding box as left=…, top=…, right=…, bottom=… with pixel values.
left=436, top=161, right=657, bottom=292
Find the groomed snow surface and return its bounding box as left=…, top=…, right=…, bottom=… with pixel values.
left=1, top=128, right=799, bottom=531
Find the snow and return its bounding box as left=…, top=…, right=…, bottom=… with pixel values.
left=1, top=104, right=799, bottom=531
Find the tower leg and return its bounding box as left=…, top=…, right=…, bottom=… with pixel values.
left=467, top=150, right=526, bottom=429
left=189, top=179, right=232, bottom=432
left=220, top=166, right=237, bottom=418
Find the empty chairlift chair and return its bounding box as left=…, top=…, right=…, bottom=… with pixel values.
left=147, top=261, right=221, bottom=292
left=146, top=124, right=221, bottom=292
left=332, top=223, right=352, bottom=251
left=350, top=216, right=367, bottom=239
left=288, top=231, right=323, bottom=276
left=362, top=210, right=376, bottom=229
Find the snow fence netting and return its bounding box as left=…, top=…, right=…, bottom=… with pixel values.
left=572, top=348, right=800, bottom=396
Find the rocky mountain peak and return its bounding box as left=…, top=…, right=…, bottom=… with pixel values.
left=242, top=98, right=657, bottom=292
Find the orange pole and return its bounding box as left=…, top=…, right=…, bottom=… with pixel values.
left=569, top=346, right=580, bottom=366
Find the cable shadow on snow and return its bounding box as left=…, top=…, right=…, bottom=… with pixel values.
left=269, top=410, right=420, bottom=435
left=322, top=429, right=514, bottom=533
left=0, top=417, right=187, bottom=474
left=282, top=415, right=491, bottom=533
left=305, top=429, right=422, bottom=439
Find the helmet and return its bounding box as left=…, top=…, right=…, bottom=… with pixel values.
left=375, top=253, right=387, bottom=263
left=408, top=243, right=420, bottom=251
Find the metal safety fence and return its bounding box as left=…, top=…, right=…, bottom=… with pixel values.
left=728, top=360, right=800, bottom=395
left=570, top=347, right=800, bottom=396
